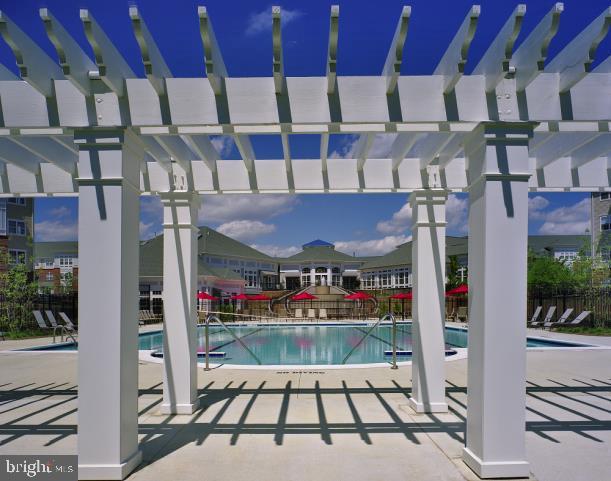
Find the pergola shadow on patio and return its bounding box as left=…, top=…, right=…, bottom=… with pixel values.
left=0, top=2, right=609, bottom=480
left=1, top=352, right=611, bottom=481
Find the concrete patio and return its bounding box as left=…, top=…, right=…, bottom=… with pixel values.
left=1, top=332, right=610, bottom=481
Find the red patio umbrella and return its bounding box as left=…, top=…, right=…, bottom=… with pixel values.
left=446, top=284, right=468, bottom=296
left=390, top=292, right=412, bottom=300
left=230, top=293, right=249, bottom=300
left=389, top=292, right=412, bottom=320
left=291, top=292, right=318, bottom=301
left=344, top=292, right=373, bottom=300
left=197, top=292, right=218, bottom=301
left=246, top=294, right=272, bottom=301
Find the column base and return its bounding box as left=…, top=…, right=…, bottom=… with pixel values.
left=160, top=399, right=200, bottom=415
left=79, top=449, right=142, bottom=480
left=408, top=397, right=448, bottom=413
left=462, top=447, right=530, bottom=479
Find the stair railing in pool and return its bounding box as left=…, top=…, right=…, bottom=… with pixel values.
left=53, top=325, right=78, bottom=347
left=204, top=314, right=262, bottom=369
left=341, top=313, right=397, bottom=367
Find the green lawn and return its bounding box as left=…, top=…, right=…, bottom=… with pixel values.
left=554, top=326, right=611, bottom=336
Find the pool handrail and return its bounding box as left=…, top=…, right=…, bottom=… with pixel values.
left=205, top=314, right=262, bottom=366
left=341, top=313, right=396, bottom=365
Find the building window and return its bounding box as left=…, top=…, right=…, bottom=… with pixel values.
left=600, top=215, right=611, bottom=231
left=600, top=193, right=610, bottom=200
left=315, top=267, right=327, bottom=273
left=331, top=275, right=341, bottom=286
left=45, top=272, right=54, bottom=281
left=59, top=256, right=74, bottom=267
left=0, top=199, right=6, bottom=236
left=555, top=249, right=578, bottom=263
left=8, top=198, right=26, bottom=206
left=244, top=269, right=258, bottom=288
left=301, top=274, right=311, bottom=287
left=301, top=267, right=310, bottom=274
left=8, top=249, right=26, bottom=264
left=7, top=219, right=26, bottom=236
left=152, top=290, right=162, bottom=296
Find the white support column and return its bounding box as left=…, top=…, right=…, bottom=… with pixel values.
left=75, top=129, right=142, bottom=480
left=462, top=123, right=533, bottom=479
left=409, top=189, right=449, bottom=413
left=160, top=191, right=201, bottom=414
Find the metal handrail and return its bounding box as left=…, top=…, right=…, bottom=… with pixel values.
left=341, top=313, right=396, bottom=366
left=53, top=325, right=78, bottom=346
left=204, top=314, right=262, bottom=369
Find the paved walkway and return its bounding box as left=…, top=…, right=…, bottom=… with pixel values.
left=0, top=332, right=610, bottom=481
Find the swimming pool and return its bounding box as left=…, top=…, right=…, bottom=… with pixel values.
left=25, top=323, right=592, bottom=366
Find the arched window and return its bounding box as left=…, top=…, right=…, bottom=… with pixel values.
left=302, top=267, right=311, bottom=274
left=331, top=267, right=340, bottom=274
left=315, top=267, right=327, bottom=273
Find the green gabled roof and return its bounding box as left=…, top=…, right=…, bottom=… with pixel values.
left=198, top=227, right=274, bottom=262
left=527, top=235, right=590, bottom=255
left=138, top=233, right=244, bottom=281
left=284, top=245, right=361, bottom=263
left=360, top=235, right=591, bottom=270
left=33, top=241, right=78, bottom=260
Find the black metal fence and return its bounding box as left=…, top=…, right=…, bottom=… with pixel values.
left=527, top=286, right=610, bottom=327
left=0, top=293, right=78, bottom=332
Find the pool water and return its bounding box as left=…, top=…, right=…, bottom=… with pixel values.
left=29, top=323, right=590, bottom=366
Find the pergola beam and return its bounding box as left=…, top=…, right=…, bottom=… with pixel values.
left=438, top=134, right=464, bottom=168
left=327, top=5, right=339, bottom=94
left=40, top=8, right=96, bottom=96
left=434, top=5, right=480, bottom=94
left=280, top=132, right=295, bottom=190
left=80, top=9, right=135, bottom=96
left=355, top=133, right=375, bottom=171
left=513, top=3, right=563, bottom=92
left=0, top=10, right=64, bottom=97
left=571, top=134, right=611, bottom=169
left=0, top=138, right=42, bottom=174
left=416, top=132, right=456, bottom=169
left=198, top=6, right=227, bottom=95
left=383, top=6, right=411, bottom=95
left=391, top=132, right=422, bottom=170
left=154, top=135, right=194, bottom=173
left=320, top=133, right=330, bottom=190
left=535, top=132, right=601, bottom=169
left=130, top=6, right=172, bottom=96
left=272, top=6, right=284, bottom=94
left=545, top=7, right=611, bottom=92
left=9, top=136, right=77, bottom=174
left=473, top=4, right=526, bottom=92
left=139, top=136, right=172, bottom=172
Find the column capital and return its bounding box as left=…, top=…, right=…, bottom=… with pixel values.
left=409, top=188, right=449, bottom=206
left=73, top=127, right=141, bottom=149
left=410, top=189, right=448, bottom=228
left=161, top=191, right=200, bottom=230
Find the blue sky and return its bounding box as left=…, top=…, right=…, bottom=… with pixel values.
left=4, top=0, right=607, bottom=256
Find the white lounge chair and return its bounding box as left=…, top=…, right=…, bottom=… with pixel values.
left=551, top=310, right=591, bottom=329
left=531, top=306, right=556, bottom=328
left=58, top=312, right=77, bottom=332
left=307, top=308, right=316, bottom=320
left=294, top=308, right=303, bottom=319
left=528, top=306, right=542, bottom=325
left=33, top=310, right=51, bottom=331
left=544, top=308, right=573, bottom=329
left=319, top=308, right=328, bottom=320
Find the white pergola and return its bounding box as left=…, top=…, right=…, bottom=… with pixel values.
left=1, top=3, right=610, bottom=480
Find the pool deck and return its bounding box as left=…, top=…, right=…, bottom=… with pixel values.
left=1, top=327, right=610, bottom=481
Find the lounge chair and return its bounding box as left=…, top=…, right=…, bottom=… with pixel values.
left=529, top=306, right=542, bottom=325
left=455, top=306, right=468, bottom=322
left=294, top=308, right=303, bottom=319
left=550, top=310, right=591, bottom=329
left=33, top=310, right=52, bottom=331
left=446, top=308, right=456, bottom=322
left=58, top=312, right=78, bottom=332
left=307, top=308, right=316, bottom=320
left=530, top=306, right=556, bottom=328
left=544, top=308, right=573, bottom=329
left=319, top=308, right=328, bottom=320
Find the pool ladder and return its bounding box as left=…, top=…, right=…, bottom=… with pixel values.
left=53, top=325, right=78, bottom=347
left=203, top=314, right=262, bottom=370
left=341, top=313, right=398, bottom=369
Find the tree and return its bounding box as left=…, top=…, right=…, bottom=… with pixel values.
left=527, top=250, right=574, bottom=288
left=0, top=249, right=38, bottom=332
left=446, top=255, right=461, bottom=289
